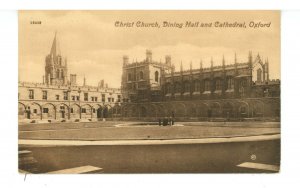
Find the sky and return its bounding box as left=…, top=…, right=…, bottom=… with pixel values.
left=19, top=10, right=280, bottom=88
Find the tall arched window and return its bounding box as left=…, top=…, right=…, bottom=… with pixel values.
left=257, top=68, right=262, bottom=82
left=175, top=82, right=181, bottom=93
left=128, top=73, right=132, bottom=81
left=155, top=71, right=159, bottom=82
left=56, top=69, right=60, bottom=78
left=204, top=80, right=210, bottom=91
left=194, top=80, right=200, bottom=92
left=184, top=82, right=190, bottom=92
left=139, top=71, right=144, bottom=80
left=227, top=77, right=234, bottom=90
left=215, top=79, right=222, bottom=90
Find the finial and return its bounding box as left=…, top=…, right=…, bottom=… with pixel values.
left=222, top=55, right=225, bottom=66
left=180, top=61, right=183, bottom=72
left=210, top=57, right=213, bottom=67
left=234, top=52, right=237, bottom=64
left=190, top=61, right=193, bottom=70
left=200, top=59, right=203, bottom=69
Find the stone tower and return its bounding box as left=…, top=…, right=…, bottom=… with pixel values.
left=45, top=32, right=68, bottom=85
left=121, top=50, right=172, bottom=102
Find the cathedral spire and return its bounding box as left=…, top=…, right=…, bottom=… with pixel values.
left=222, top=55, right=225, bottom=67
left=50, top=31, right=61, bottom=57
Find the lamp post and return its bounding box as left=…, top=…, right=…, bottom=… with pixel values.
left=78, top=88, right=81, bottom=119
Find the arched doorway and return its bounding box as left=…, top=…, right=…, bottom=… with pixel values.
left=56, top=103, right=69, bottom=120
left=103, top=106, right=111, bottom=118
left=223, top=102, right=234, bottom=118
left=18, top=102, right=26, bottom=120
left=28, top=103, right=42, bottom=120
left=198, top=103, right=209, bottom=117
left=238, top=102, right=249, bottom=118
left=81, top=104, right=92, bottom=119
left=211, top=102, right=221, bottom=117
left=97, top=107, right=102, bottom=118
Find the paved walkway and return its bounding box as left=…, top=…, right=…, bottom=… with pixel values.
left=19, top=134, right=280, bottom=146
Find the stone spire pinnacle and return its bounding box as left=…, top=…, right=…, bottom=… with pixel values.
left=222, top=55, right=225, bottom=66
left=200, top=59, right=203, bottom=69
left=180, top=61, right=183, bottom=72
left=50, top=31, right=61, bottom=57
left=234, top=52, right=237, bottom=64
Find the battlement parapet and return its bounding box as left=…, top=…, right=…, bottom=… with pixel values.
left=18, top=82, right=121, bottom=93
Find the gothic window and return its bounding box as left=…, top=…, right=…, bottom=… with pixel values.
left=95, top=97, right=98, bottom=102
left=215, top=79, right=222, bottom=90
left=63, top=91, right=68, bottom=100
left=42, top=90, right=47, bottom=100
left=175, top=83, right=181, bottom=93
left=184, top=82, right=190, bottom=92
left=56, top=70, right=60, bottom=78
left=204, top=80, right=210, bottom=91
left=102, top=94, right=105, bottom=102
left=82, top=108, right=86, bottom=113
left=128, top=73, right=132, bottom=81
left=61, top=70, right=64, bottom=78
left=155, top=71, right=159, bottom=82
left=194, top=80, right=200, bottom=92
left=56, top=95, right=60, bottom=100
left=84, top=93, right=88, bottom=101
left=257, top=68, right=262, bottom=82
left=70, top=108, right=74, bottom=113
left=227, top=77, right=234, bottom=90
left=29, top=89, right=34, bottom=99
left=240, top=79, right=247, bottom=97
left=139, top=71, right=144, bottom=80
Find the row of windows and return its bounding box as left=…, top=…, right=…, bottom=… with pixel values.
left=166, top=78, right=235, bottom=93
left=28, top=90, right=121, bottom=102
left=127, top=71, right=159, bottom=82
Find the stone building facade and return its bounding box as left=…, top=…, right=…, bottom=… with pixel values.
left=18, top=33, right=122, bottom=122
left=121, top=50, right=280, bottom=120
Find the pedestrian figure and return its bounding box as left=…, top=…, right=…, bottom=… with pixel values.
left=158, top=118, right=161, bottom=126
left=171, top=117, right=175, bottom=125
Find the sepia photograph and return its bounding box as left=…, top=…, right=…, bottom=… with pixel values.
left=18, top=10, right=280, bottom=173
